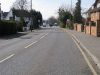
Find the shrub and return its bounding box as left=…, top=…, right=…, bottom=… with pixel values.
left=60, top=22, right=66, bottom=28
left=0, top=20, right=17, bottom=36
left=86, top=22, right=89, bottom=26
left=91, top=21, right=96, bottom=26
left=16, top=21, right=23, bottom=32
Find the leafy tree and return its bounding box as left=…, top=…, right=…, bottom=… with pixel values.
left=12, top=8, right=16, bottom=21
left=12, top=9, right=30, bottom=27
left=58, top=7, right=72, bottom=28
left=30, top=10, right=43, bottom=29
left=13, top=0, right=29, bottom=27
left=48, top=17, right=58, bottom=26
left=37, top=12, right=43, bottom=26
left=73, top=0, right=82, bottom=23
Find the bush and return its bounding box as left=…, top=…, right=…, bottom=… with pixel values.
left=0, top=20, right=17, bottom=36
left=60, top=22, right=66, bottom=28
left=16, top=21, right=23, bottom=32
left=86, top=22, right=89, bottom=26
left=91, top=21, right=96, bottom=26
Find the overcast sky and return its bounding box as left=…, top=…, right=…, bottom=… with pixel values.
left=0, top=0, right=95, bottom=20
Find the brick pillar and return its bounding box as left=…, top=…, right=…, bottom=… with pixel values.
left=97, top=20, right=100, bottom=37
left=89, top=22, right=91, bottom=35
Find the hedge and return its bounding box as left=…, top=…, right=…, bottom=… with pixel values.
left=0, top=20, right=17, bottom=36
left=16, top=21, right=23, bottom=32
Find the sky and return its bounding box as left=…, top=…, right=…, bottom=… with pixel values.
left=0, top=0, right=95, bottom=20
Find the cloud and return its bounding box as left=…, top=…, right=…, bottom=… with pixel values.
left=0, top=0, right=16, bottom=11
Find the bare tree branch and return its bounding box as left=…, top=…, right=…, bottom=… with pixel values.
left=13, top=0, right=28, bottom=10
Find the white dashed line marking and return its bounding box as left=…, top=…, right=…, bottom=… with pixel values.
left=0, top=54, right=15, bottom=63
left=25, top=33, right=48, bottom=48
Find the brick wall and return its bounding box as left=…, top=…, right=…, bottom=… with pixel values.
left=89, top=12, right=100, bottom=37
left=91, top=12, right=100, bottom=21
left=91, top=26, right=97, bottom=36
left=85, top=26, right=91, bottom=35
left=91, top=13, right=96, bottom=21
left=77, top=24, right=82, bottom=32
left=74, top=23, right=77, bottom=31
left=74, top=23, right=84, bottom=32
left=97, top=20, right=100, bottom=37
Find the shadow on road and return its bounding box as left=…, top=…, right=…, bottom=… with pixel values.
left=0, top=32, right=28, bottom=40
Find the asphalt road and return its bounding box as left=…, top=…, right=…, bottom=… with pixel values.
left=0, top=27, right=92, bottom=75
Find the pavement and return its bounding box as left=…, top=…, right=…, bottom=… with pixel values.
left=66, top=29, right=100, bottom=72
left=0, top=27, right=93, bottom=75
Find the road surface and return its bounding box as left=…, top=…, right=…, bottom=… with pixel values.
left=0, top=27, right=92, bottom=75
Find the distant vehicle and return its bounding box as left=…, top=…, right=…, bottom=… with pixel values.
left=49, top=24, right=53, bottom=27
left=54, top=23, right=58, bottom=26
left=43, top=25, right=46, bottom=27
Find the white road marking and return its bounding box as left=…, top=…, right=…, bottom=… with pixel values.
left=25, top=33, right=48, bottom=48
left=72, top=37, right=98, bottom=75
left=61, top=28, right=98, bottom=74
left=0, top=54, right=15, bottom=63
left=39, top=33, right=48, bottom=40
left=0, top=33, right=48, bottom=63
left=25, top=41, right=38, bottom=48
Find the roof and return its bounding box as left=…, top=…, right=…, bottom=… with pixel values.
left=84, top=7, right=92, bottom=14
left=2, top=12, right=9, bottom=18
left=93, top=0, right=100, bottom=8
left=90, top=7, right=100, bottom=13
left=86, top=0, right=100, bottom=14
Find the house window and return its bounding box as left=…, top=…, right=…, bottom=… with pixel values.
left=97, top=3, right=100, bottom=8
left=9, top=17, right=13, bottom=20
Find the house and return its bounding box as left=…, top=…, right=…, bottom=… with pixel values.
left=0, top=3, right=9, bottom=20
left=83, top=0, right=100, bottom=36
left=1, top=12, right=9, bottom=20
left=5, top=9, right=31, bottom=31
left=90, top=0, right=100, bottom=36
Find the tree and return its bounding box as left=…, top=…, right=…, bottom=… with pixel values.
left=12, top=8, right=16, bottom=21
left=48, top=17, right=58, bottom=26
left=58, top=7, right=73, bottom=28
left=30, top=10, right=43, bottom=29
left=37, top=12, right=43, bottom=26
left=73, top=0, right=82, bottom=23
left=12, top=0, right=29, bottom=28
left=13, top=0, right=28, bottom=10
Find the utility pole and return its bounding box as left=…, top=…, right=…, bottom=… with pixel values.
left=70, top=0, right=73, bottom=29
left=30, top=0, right=33, bottom=31
left=70, top=0, right=72, bottom=20
left=31, top=0, right=32, bottom=10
